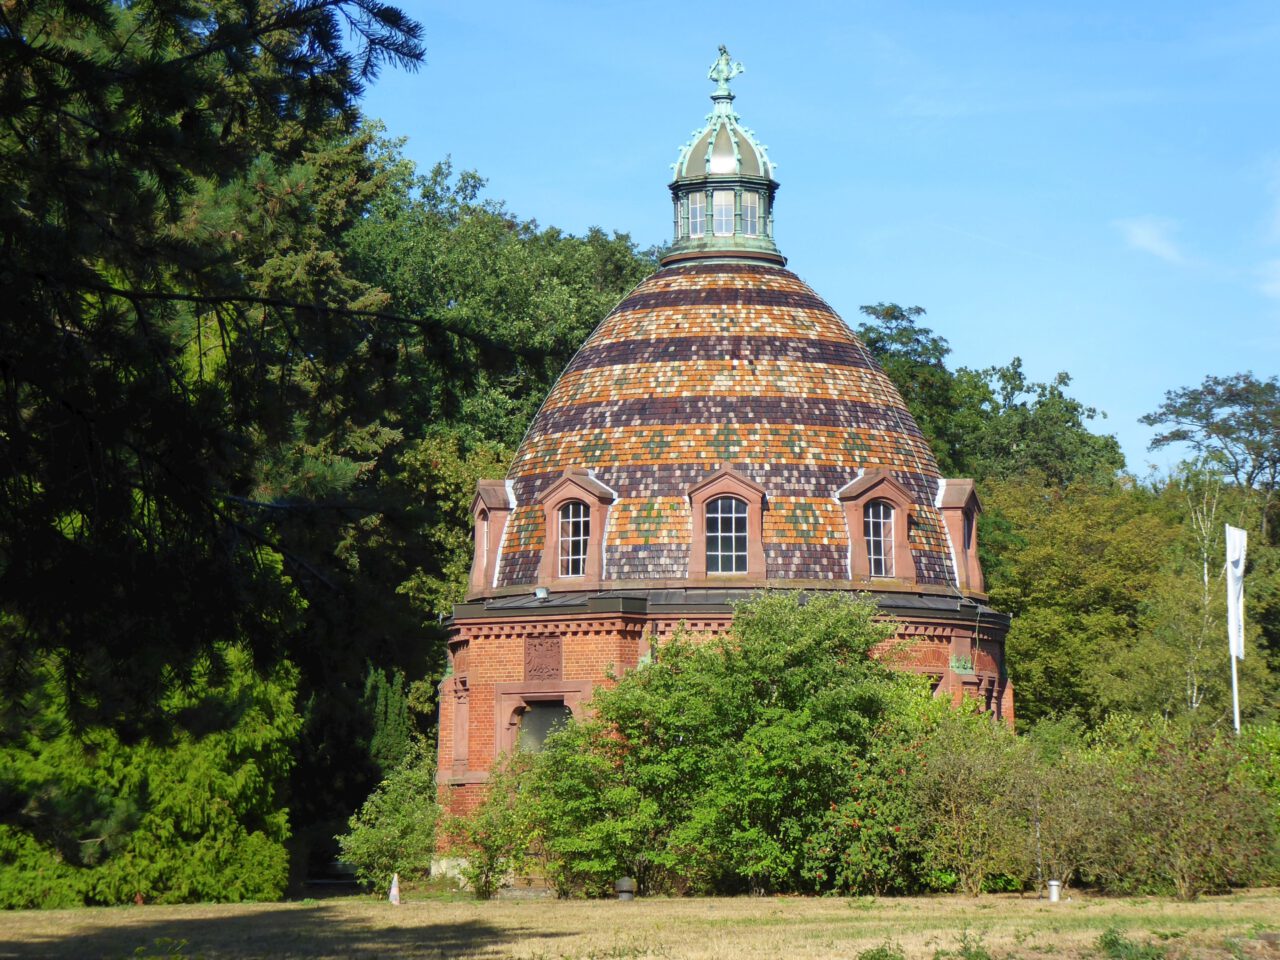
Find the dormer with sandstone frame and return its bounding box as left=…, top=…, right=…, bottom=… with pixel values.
left=536, top=468, right=616, bottom=588
left=939, top=479, right=984, bottom=595
left=837, top=470, right=917, bottom=586
left=468, top=480, right=511, bottom=597
left=687, top=467, right=767, bottom=581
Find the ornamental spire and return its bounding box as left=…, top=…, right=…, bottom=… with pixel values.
left=663, top=47, right=783, bottom=267
left=707, top=45, right=744, bottom=105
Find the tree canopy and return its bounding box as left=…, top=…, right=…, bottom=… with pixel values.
left=855, top=305, right=1124, bottom=485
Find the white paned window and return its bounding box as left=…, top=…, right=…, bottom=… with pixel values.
left=864, top=500, right=894, bottom=577
left=559, top=500, right=589, bottom=577
left=689, top=192, right=706, bottom=238
left=712, top=190, right=735, bottom=236
left=706, top=496, right=748, bottom=574
left=742, top=192, right=759, bottom=236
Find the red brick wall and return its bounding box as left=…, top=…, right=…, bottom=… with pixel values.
left=435, top=607, right=1011, bottom=829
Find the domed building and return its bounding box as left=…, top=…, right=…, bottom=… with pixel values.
left=437, top=48, right=1011, bottom=814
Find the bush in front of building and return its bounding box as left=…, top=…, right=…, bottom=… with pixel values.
left=444, top=751, right=536, bottom=900
left=336, top=740, right=440, bottom=890
left=441, top=596, right=1277, bottom=900
left=521, top=592, right=908, bottom=896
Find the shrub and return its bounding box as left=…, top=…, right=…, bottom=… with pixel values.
left=1096, top=928, right=1167, bottom=960
left=802, top=684, right=941, bottom=895
left=858, top=943, right=906, bottom=960
left=528, top=592, right=904, bottom=895
left=336, top=740, right=440, bottom=889
left=1108, top=728, right=1275, bottom=899
left=909, top=707, right=1034, bottom=896
left=449, top=751, right=535, bottom=899
left=1021, top=720, right=1122, bottom=892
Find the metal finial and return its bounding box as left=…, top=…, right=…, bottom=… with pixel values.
left=708, top=45, right=744, bottom=98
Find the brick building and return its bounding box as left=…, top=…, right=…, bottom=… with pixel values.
left=437, top=48, right=1011, bottom=818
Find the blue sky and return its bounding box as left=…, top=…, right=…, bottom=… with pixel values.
left=361, top=1, right=1280, bottom=475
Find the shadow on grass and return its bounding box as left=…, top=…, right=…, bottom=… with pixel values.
left=1, top=902, right=565, bottom=959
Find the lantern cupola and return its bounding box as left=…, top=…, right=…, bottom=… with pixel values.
left=664, top=46, right=783, bottom=266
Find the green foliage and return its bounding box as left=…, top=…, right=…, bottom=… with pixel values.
left=964, top=361, right=1125, bottom=486
left=850, top=308, right=1280, bottom=729
left=984, top=477, right=1175, bottom=727
left=803, top=686, right=943, bottom=895
left=394, top=431, right=513, bottom=621
left=932, top=930, right=994, bottom=960
left=448, top=753, right=536, bottom=900
left=982, top=468, right=1278, bottom=728
left=0, top=647, right=299, bottom=908
left=344, top=155, right=659, bottom=449
left=1241, top=722, right=1280, bottom=821
left=0, top=0, right=423, bottom=733
left=856, top=306, right=1123, bottom=485
left=526, top=592, right=902, bottom=896
left=1096, top=929, right=1168, bottom=960
left=908, top=709, right=1033, bottom=897
left=1020, top=720, right=1120, bottom=891
left=856, top=305, right=966, bottom=474
left=363, top=666, right=414, bottom=778
left=1093, top=725, right=1276, bottom=900
left=858, top=943, right=907, bottom=960
left=336, top=741, right=439, bottom=888
left=1141, top=373, right=1280, bottom=515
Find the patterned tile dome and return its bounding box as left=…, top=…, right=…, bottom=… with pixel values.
left=489, top=259, right=958, bottom=592
left=478, top=49, right=963, bottom=597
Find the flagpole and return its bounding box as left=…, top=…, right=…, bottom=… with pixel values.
left=1230, top=641, right=1241, bottom=735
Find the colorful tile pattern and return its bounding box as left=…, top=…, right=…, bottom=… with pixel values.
left=495, top=262, right=957, bottom=587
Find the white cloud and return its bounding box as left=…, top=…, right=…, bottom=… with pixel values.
left=1113, top=216, right=1186, bottom=264
left=1259, top=260, right=1280, bottom=299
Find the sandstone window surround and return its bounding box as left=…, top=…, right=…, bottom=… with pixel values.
left=837, top=470, right=917, bottom=584
left=468, top=480, right=512, bottom=596
left=494, top=680, right=593, bottom=755
left=687, top=467, right=767, bottom=580
left=536, top=468, right=616, bottom=587
left=938, top=478, right=984, bottom=594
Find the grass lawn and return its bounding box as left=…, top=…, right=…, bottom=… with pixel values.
left=0, top=888, right=1276, bottom=960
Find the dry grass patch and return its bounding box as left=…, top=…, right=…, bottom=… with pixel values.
left=0, top=889, right=1275, bottom=960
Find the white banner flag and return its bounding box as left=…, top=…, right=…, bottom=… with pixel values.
left=1225, top=524, right=1247, bottom=661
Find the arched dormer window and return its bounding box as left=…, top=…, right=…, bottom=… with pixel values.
left=837, top=470, right=917, bottom=585
left=688, top=467, right=766, bottom=580
left=939, top=478, right=985, bottom=594
left=705, top=495, right=748, bottom=574
left=469, top=481, right=512, bottom=598
left=863, top=499, right=894, bottom=577
left=536, top=468, right=615, bottom=587
left=558, top=500, right=589, bottom=577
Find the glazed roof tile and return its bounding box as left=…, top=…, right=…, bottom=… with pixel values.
left=493, top=261, right=957, bottom=590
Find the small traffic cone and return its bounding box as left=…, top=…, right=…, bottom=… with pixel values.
left=389, top=872, right=401, bottom=905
